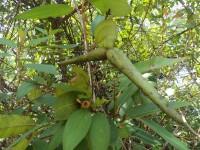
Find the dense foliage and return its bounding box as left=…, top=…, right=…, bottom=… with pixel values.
left=0, top=0, right=199, bottom=149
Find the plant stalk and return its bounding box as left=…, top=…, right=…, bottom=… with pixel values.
left=106, top=48, right=184, bottom=124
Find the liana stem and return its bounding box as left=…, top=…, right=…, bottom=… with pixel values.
left=106, top=48, right=184, bottom=124
left=59, top=48, right=107, bottom=65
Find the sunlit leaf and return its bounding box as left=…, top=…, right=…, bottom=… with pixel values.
left=49, top=28, right=63, bottom=35
left=35, top=27, right=48, bottom=35
left=0, top=53, right=13, bottom=57
left=17, top=82, right=37, bottom=100
left=18, top=28, right=26, bottom=46
left=24, top=63, right=57, bottom=75
left=89, top=0, right=131, bottom=17
left=11, top=133, right=34, bottom=150
left=63, top=109, right=92, bottom=150
left=0, top=114, right=36, bottom=138
left=94, top=20, right=118, bottom=48
left=15, top=4, right=73, bottom=19
left=141, top=119, right=189, bottom=150
left=52, top=44, right=78, bottom=49
left=89, top=113, right=110, bottom=150
left=30, top=36, right=54, bottom=45
left=27, top=88, right=42, bottom=101
left=91, top=16, right=105, bottom=35
left=0, top=38, right=17, bottom=48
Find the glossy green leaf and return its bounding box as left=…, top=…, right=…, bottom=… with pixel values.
left=94, top=20, right=118, bottom=48
left=89, top=0, right=131, bottom=17
left=0, top=114, right=36, bottom=138
left=24, top=63, right=57, bottom=75
left=30, top=36, right=54, bottom=45
left=89, top=113, right=110, bottom=150
left=141, top=119, right=189, bottom=150
left=17, top=82, right=37, bottom=99
left=0, top=38, right=17, bottom=48
left=54, top=92, right=78, bottom=121
left=15, top=4, right=73, bottom=19
left=126, top=101, right=190, bottom=118
left=63, top=109, right=92, bottom=150
left=135, top=57, right=186, bottom=73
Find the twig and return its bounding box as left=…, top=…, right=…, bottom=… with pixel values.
left=72, top=0, right=95, bottom=101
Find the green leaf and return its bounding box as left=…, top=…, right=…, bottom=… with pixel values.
left=5, top=125, right=41, bottom=150
left=11, top=133, right=34, bottom=150
left=27, top=88, right=42, bottom=100
left=52, top=44, right=78, bottom=49
left=0, top=38, right=17, bottom=48
left=0, top=53, right=13, bottom=57
left=89, top=0, right=131, bottom=17
left=0, top=93, right=9, bottom=102
left=63, top=109, right=92, bottom=150
left=91, top=16, right=105, bottom=35
left=131, top=126, right=163, bottom=146
left=17, top=82, right=37, bottom=99
left=49, top=28, right=63, bottom=35
left=35, top=27, right=48, bottom=35
left=33, top=75, right=47, bottom=85
left=54, top=93, right=78, bottom=121
left=15, top=4, right=73, bottom=19
left=135, top=57, right=186, bottom=73
left=89, top=113, right=110, bottom=150
left=37, top=94, right=56, bottom=106
left=126, top=101, right=190, bottom=118
left=0, top=114, right=36, bottom=138
left=141, top=119, right=189, bottom=150
left=116, top=83, right=138, bottom=108
left=48, top=124, right=65, bottom=150
left=94, top=20, right=118, bottom=48
left=31, top=139, right=48, bottom=150
left=30, top=36, right=54, bottom=45
left=109, top=119, right=118, bottom=147
left=24, top=63, right=57, bottom=75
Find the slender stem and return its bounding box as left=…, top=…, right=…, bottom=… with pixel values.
left=73, top=0, right=95, bottom=101
left=106, top=48, right=184, bottom=124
